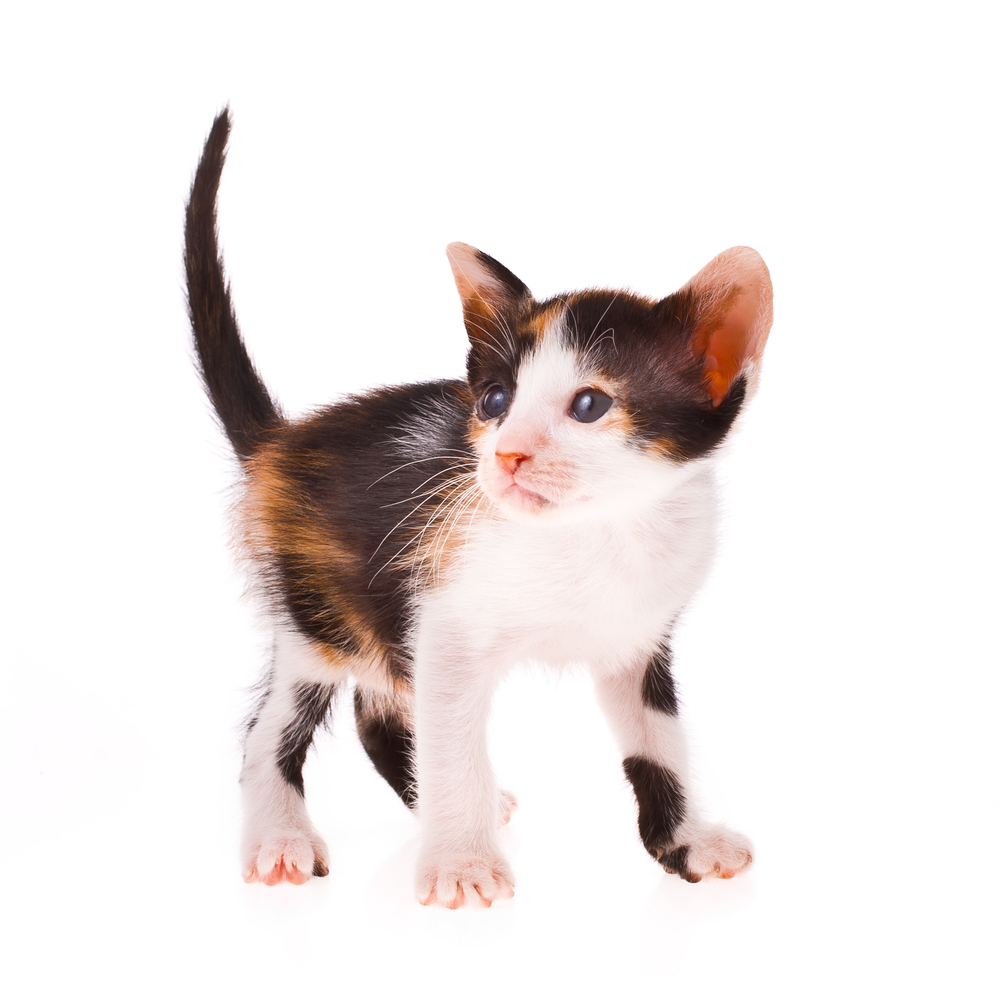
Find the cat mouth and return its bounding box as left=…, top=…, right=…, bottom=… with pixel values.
left=502, top=481, right=551, bottom=511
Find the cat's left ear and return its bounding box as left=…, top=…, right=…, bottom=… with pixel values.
left=662, top=247, right=773, bottom=407
left=446, top=243, right=534, bottom=346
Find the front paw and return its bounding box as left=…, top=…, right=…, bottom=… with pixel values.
left=416, top=850, right=515, bottom=909
left=243, top=832, right=329, bottom=885
left=654, top=824, right=753, bottom=883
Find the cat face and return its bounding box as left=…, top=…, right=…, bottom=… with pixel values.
left=470, top=325, right=698, bottom=522
left=447, top=244, right=773, bottom=522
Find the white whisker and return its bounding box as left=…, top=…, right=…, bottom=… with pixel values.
left=368, top=466, right=477, bottom=561
left=366, top=453, right=474, bottom=490
left=368, top=470, right=484, bottom=586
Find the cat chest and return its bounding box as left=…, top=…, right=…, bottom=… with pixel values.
left=426, top=515, right=713, bottom=669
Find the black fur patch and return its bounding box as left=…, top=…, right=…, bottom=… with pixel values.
left=474, top=248, right=530, bottom=301
left=458, top=251, right=535, bottom=401
left=277, top=683, right=335, bottom=795
left=641, top=643, right=678, bottom=715
left=465, top=328, right=536, bottom=417
left=243, top=668, right=274, bottom=739
left=661, top=845, right=701, bottom=882
left=264, top=379, right=476, bottom=672
left=185, top=108, right=283, bottom=460
left=277, top=555, right=364, bottom=657
left=622, top=755, right=687, bottom=858
left=558, top=290, right=747, bottom=461
left=354, top=689, right=417, bottom=807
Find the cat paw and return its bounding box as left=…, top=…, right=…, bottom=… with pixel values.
left=655, top=825, right=753, bottom=883
left=243, top=834, right=329, bottom=885
left=416, top=851, right=515, bottom=908
left=498, top=789, right=518, bottom=826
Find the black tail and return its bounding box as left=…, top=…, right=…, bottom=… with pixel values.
left=185, top=108, right=282, bottom=460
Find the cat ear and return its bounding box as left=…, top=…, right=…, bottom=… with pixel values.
left=662, top=247, right=773, bottom=407
left=446, top=243, right=533, bottom=345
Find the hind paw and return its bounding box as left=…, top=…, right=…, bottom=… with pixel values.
left=243, top=834, right=329, bottom=885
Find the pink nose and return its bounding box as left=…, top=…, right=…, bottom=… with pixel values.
left=497, top=452, right=530, bottom=475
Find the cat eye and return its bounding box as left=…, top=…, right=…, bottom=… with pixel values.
left=570, top=388, right=613, bottom=423
left=479, top=384, right=510, bottom=419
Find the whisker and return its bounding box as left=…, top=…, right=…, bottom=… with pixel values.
left=437, top=485, right=486, bottom=561
left=555, top=295, right=581, bottom=348
left=408, top=474, right=484, bottom=578
left=464, top=318, right=514, bottom=363
left=368, top=469, right=477, bottom=558
left=378, top=471, right=478, bottom=508
left=368, top=474, right=481, bottom=583
left=422, top=482, right=484, bottom=582
left=408, top=465, right=477, bottom=497
left=476, top=296, right=519, bottom=356
left=367, top=453, right=474, bottom=490
left=585, top=293, right=618, bottom=350
left=589, top=327, right=617, bottom=356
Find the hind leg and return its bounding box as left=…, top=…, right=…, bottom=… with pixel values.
left=241, top=628, right=344, bottom=885
left=354, top=683, right=517, bottom=826
left=354, top=685, right=418, bottom=808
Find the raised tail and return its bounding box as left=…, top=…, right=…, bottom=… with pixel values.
left=185, top=108, right=282, bottom=460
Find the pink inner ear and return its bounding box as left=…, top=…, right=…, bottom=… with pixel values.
left=682, top=247, right=773, bottom=408
left=701, top=295, right=760, bottom=407
left=446, top=243, right=494, bottom=309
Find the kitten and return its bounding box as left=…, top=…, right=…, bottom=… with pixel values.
left=185, top=109, right=772, bottom=908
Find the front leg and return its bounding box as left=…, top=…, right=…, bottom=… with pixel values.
left=412, top=638, right=513, bottom=909
left=594, top=641, right=752, bottom=882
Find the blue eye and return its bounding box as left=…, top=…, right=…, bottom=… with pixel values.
left=480, top=385, right=510, bottom=419
left=570, top=388, right=613, bottom=423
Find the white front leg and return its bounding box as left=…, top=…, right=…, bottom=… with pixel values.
left=594, top=645, right=753, bottom=882
left=412, top=635, right=513, bottom=908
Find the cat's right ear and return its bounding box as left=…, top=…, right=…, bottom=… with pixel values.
left=446, top=243, right=533, bottom=346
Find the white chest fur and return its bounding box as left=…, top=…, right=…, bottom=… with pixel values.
left=415, top=465, right=719, bottom=677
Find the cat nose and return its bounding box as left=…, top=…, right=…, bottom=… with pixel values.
left=497, top=452, right=530, bottom=475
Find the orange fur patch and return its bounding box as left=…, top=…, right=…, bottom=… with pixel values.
left=238, top=442, right=411, bottom=698
left=524, top=300, right=563, bottom=341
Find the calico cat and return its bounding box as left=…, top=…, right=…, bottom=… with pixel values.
left=185, top=109, right=772, bottom=907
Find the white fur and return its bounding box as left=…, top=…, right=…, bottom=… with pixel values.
left=411, top=327, right=749, bottom=904
left=241, top=324, right=752, bottom=900
left=240, top=629, right=341, bottom=884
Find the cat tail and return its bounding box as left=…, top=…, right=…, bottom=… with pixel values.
left=185, top=107, right=282, bottom=461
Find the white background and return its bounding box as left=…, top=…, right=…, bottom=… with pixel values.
left=1, top=2, right=996, bottom=997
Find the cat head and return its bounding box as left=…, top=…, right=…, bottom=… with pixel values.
left=447, top=243, right=773, bottom=522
